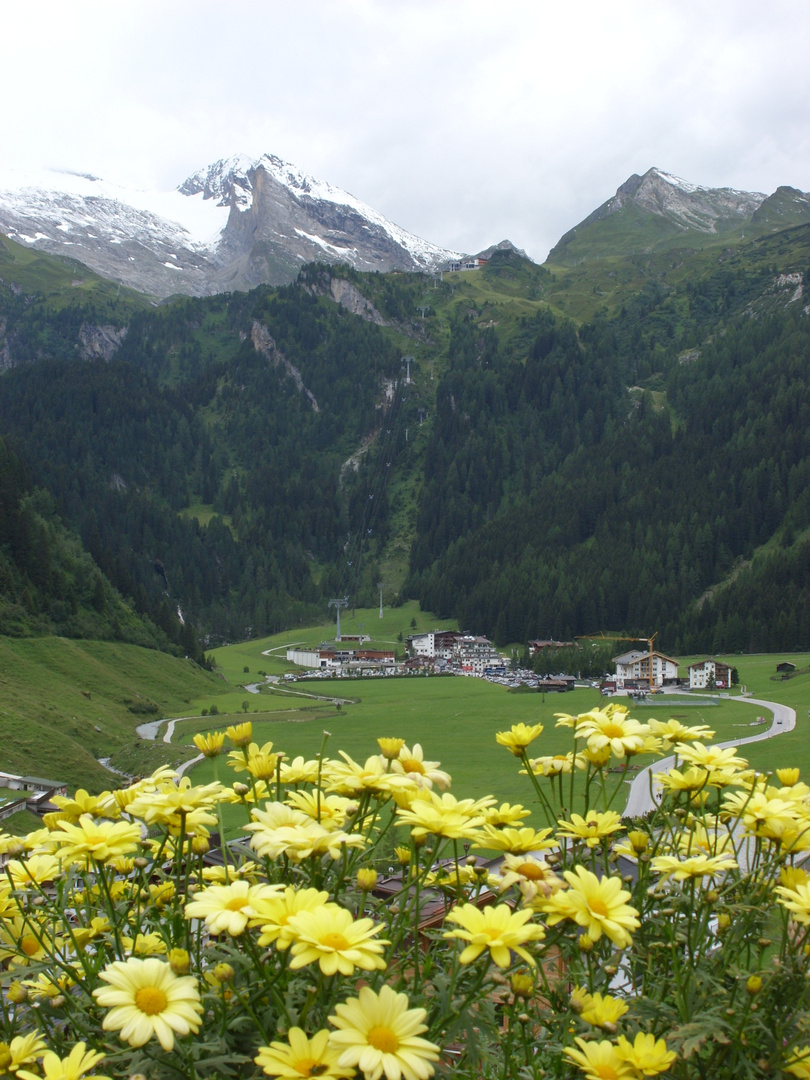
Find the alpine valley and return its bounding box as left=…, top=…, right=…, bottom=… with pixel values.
left=1, top=156, right=810, bottom=672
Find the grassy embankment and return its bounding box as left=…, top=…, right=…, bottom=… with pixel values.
left=0, top=637, right=222, bottom=790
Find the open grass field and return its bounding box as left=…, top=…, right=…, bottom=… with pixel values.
left=182, top=655, right=790, bottom=827
left=2, top=623, right=809, bottom=828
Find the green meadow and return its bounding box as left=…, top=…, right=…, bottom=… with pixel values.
left=1, top=621, right=808, bottom=827
left=179, top=643, right=809, bottom=826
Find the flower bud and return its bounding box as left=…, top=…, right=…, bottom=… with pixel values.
left=578, top=935, right=594, bottom=953
left=169, top=948, right=191, bottom=975
left=511, top=972, right=534, bottom=998
left=356, top=868, right=378, bottom=892
left=48, top=995, right=66, bottom=1009
left=705, top=890, right=719, bottom=904
left=746, top=975, right=762, bottom=995
left=377, top=737, right=405, bottom=760
left=717, top=913, right=731, bottom=933
left=213, top=962, right=235, bottom=984
left=191, top=836, right=210, bottom=856
left=233, top=782, right=250, bottom=797
left=133, top=856, right=150, bottom=870
left=7, top=982, right=27, bottom=1004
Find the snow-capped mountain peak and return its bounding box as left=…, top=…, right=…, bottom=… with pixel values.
left=0, top=153, right=461, bottom=298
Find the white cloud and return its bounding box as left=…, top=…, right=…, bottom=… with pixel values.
left=1, top=0, right=808, bottom=262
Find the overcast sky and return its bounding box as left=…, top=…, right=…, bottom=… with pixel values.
left=3, top=0, right=809, bottom=262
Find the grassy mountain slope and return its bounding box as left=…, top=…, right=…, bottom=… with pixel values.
left=0, top=637, right=220, bottom=790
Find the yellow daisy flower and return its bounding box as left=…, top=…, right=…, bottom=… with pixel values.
left=226, top=721, right=253, bottom=747
left=542, top=866, right=640, bottom=949
left=184, top=879, right=285, bottom=936
left=579, top=990, right=629, bottom=1029
left=285, top=790, right=355, bottom=829
left=287, top=904, right=388, bottom=976
left=494, top=854, right=565, bottom=901
left=257, top=886, right=331, bottom=950
left=279, top=756, right=321, bottom=784
left=51, top=788, right=118, bottom=822
left=443, top=902, right=545, bottom=967
left=93, top=956, right=203, bottom=1051
left=327, top=752, right=415, bottom=796
left=475, top=825, right=556, bottom=854
left=778, top=767, right=801, bottom=786
left=786, top=1047, right=810, bottom=1078
left=391, top=743, right=452, bottom=790
left=51, top=815, right=141, bottom=866
left=647, top=718, right=715, bottom=746
left=676, top=742, right=748, bottom=772
left=564, top=1037, right=635, bottom=1080
left=256, top=1027, right=354, bottom=1079
left=556, top=811, right=624, bottom=849
left=528, top=752, right=583, bottom=776
left=616, top=1032, right=676, bottom=1075
left=495, top=723, right=544, bottom=756
left=396, top=791, right=489, bottom=842
left=0, top=1033, right=46, bottom=1074
left=5, top=853, right=62, bottom=888
left=328, top=984, right=440, bottom=1080
left=15, top=1042, right=110, bottom=1080
left=483, top=802, right=531, bottom=826
left=192, top=731, right=225, bottom=758
left=575, top=709, right=648, bottom=758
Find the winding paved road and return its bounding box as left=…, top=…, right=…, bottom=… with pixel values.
left=623, top=695, right=797, bottom=817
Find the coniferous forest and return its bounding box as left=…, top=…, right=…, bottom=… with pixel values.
left=1, top=219, right=809, bottom=656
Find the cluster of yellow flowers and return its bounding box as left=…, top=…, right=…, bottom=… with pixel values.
left=1, top=708, right=810, bottom=1079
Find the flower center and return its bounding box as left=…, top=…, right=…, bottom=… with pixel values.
left=293, top=1057, right=324, bottom=1077
left=588, top=897, right=609, bottom=917
left=603, top=723, right=625, bottom=738
left=518, top=862, right=544, bottom=880
left=368, top=1026, right=399, bottom=1054
left=595, top=1067, right=620, bottom=1080
left=226, top=897, right=250, bottom=911
left=403, top=760, right=425, bottom=775
left=320, top=932, right=350, bottom=951
left=135, top=986, right=169, bottom=1016
left=21, top=935, right=40, bottom=956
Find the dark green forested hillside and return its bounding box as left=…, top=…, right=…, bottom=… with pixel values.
left=0, top=221, right=809, bottom=656
left=0, top=438, right=183, bottom=651
left=409, top=249, right=810, bottom=654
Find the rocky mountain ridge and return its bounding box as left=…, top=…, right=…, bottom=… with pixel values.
left=0, top=155, right=462, bottom=299
left=549, top=167, right=810, bottom=263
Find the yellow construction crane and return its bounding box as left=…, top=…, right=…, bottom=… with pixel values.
left=576, top=632, right=659, bottom=687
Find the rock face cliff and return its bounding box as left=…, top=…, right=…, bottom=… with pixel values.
left=548, top=168, right=810, bottom=264
left=0, top=155, right=461, bottom=299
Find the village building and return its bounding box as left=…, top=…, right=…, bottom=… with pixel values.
left=613, top=649, right=679, bottom=688
left=688, top=659, right=733, bottom=690
left=285, top=645, right=395, bottom=671
left=527, top=639, right=577, bottom=656
left=405, top=630, right=506, bottom=677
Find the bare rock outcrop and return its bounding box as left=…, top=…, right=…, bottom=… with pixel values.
left=250, top=321, right=319, bottom=412
left=78, top=323, right=128, bottom=361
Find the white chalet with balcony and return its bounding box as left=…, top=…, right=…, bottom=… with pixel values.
left=614, top=649, right=679, bottom=688
left=688, top=659, right=733, bottom=690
